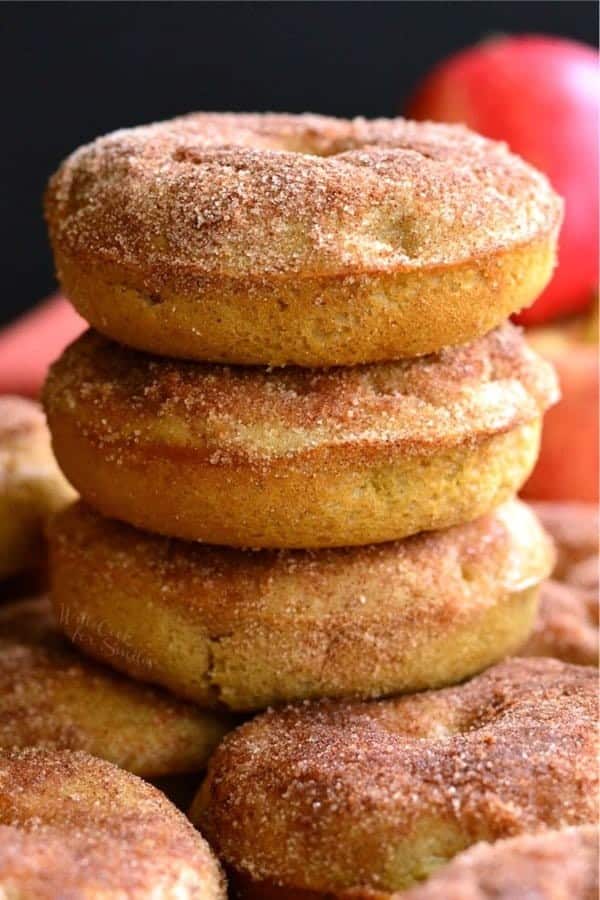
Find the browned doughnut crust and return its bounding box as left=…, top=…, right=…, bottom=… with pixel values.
left=193, top=658, right=598, bottom=895
left=345, top=827, right=599, bottom=900
left=49, top=499, right=553, bottom=710
left=0, top=396, right=76, bottom=580
left=0, top=748, right=225, bottom=898
left=0, top=596, right=232, bottom=776
left=43, top=324, right=558, bottom=548
left=45, top=113, right=562, bottom=366
left=530, top=502, right=599, bottom=580
left=519, top=579, right=598, bottom=667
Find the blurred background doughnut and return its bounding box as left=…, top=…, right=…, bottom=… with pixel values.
left=530, top=502, right=599, bottom=580
left=0, top=396, right=75, bottom=583
left=518, top=500, right=598, bottom=666
left=520, top=580, right=598, bottom=667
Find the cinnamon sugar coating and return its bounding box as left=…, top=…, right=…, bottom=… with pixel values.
left=0, top=396, right=75, bottom=579
left=46, top=113, right=562, bottom=365
left=43, top=324, right=558, bottom=547
left=0, top=596, right=232, bottom=776
left=194, top=658, right=598, bottom=894
left=0, top=748, right=225, bottom=898
left=346, top=827, right=598, bottom=900
left=49, top=499, right=552, bottom=710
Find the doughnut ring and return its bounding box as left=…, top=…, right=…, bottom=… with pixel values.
left=49, top=500, right=553, bottom=710
left=346, top=827, right=598, bottom=900
left=45, top=113, right=561, bottom=367
left=0, top=596, right=232, bottom=776
left=0, top=396, right=75, bottom=580
left=520, top=579, right=598, bottom=667
left=0, top=748, right=225, bottom=898
left=193, top=658, right=598, bottom=895
left=43, top=324, right=558, bottom=548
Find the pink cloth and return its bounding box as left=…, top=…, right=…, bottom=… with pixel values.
left=0, top=297, right=86, bottom=396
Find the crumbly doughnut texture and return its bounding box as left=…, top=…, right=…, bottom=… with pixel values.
left=346, top=827, right=598, bottom=900
left=49, top=500, right=553, bottom=710
left=43, top=324, right=558, bottom=548
left=0, top=748, right=225, bottom=898
left=0, top=396, right=76, bottom=579
left=46, top=113, right=562, bottom=366
left=194, top=658, right=598, bottom=894
left=0, top=596, right=232, bottom=776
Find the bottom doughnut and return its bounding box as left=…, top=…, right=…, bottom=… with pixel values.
left=49, top=499, right=553, bottom=710
left=530, top=502, right=598, bottom=579
left=0, top=748, right=225, bottom=898
left=193, top=658, right=597, bottom=895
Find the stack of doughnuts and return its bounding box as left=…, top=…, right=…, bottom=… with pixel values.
left=30, top=113, right=597, bottom=896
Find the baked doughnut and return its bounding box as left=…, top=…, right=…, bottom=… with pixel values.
left=0, top=596, right=232, bottom=776
left=49, top=500, right=553, bottom=710
left=0, top=747, right=225, bottom=898
left=193, top=658, right=598, bottom=895
left=43, top=324, right=558, bottom=548
left=0, top=396, right=75, bottom=579
left=530, top=502, right=598, bottom=580
left=346, top=827, right=598, bottom=900
left=45, top=113, right=561, bottom=367
left=519, top=579, right=598, bottom=667
left=566, top=555, right=599, bottom=592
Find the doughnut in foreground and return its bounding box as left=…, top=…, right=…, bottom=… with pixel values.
left=46, top=113, right=562, bottom=366
left=0, top=396, right=75, bottom=579
left=0, top=748, right=225, bottom=898
left=193, top=658, right=597, bottom=895
left=0, top=596, right=232, bottom=776
left=49, top=500, right=553, bottom=710
left=347, top=827, right=598, bottom=900
left=43, top=324, right=558, bottom=548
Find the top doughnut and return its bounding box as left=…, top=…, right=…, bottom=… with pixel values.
left=46, top=113, right=562, bottom=366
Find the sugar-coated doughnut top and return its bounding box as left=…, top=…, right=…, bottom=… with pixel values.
left=198, top=658, right=597, bottom=889
left=46, top=113, right=562, bottom=286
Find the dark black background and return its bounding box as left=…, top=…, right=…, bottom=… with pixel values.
left=2, top=1, right=597, bottom=326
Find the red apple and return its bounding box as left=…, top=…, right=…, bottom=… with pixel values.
left=521, top=310, right=598, bottom=502
left=407, top=35, right=599, bottom=325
